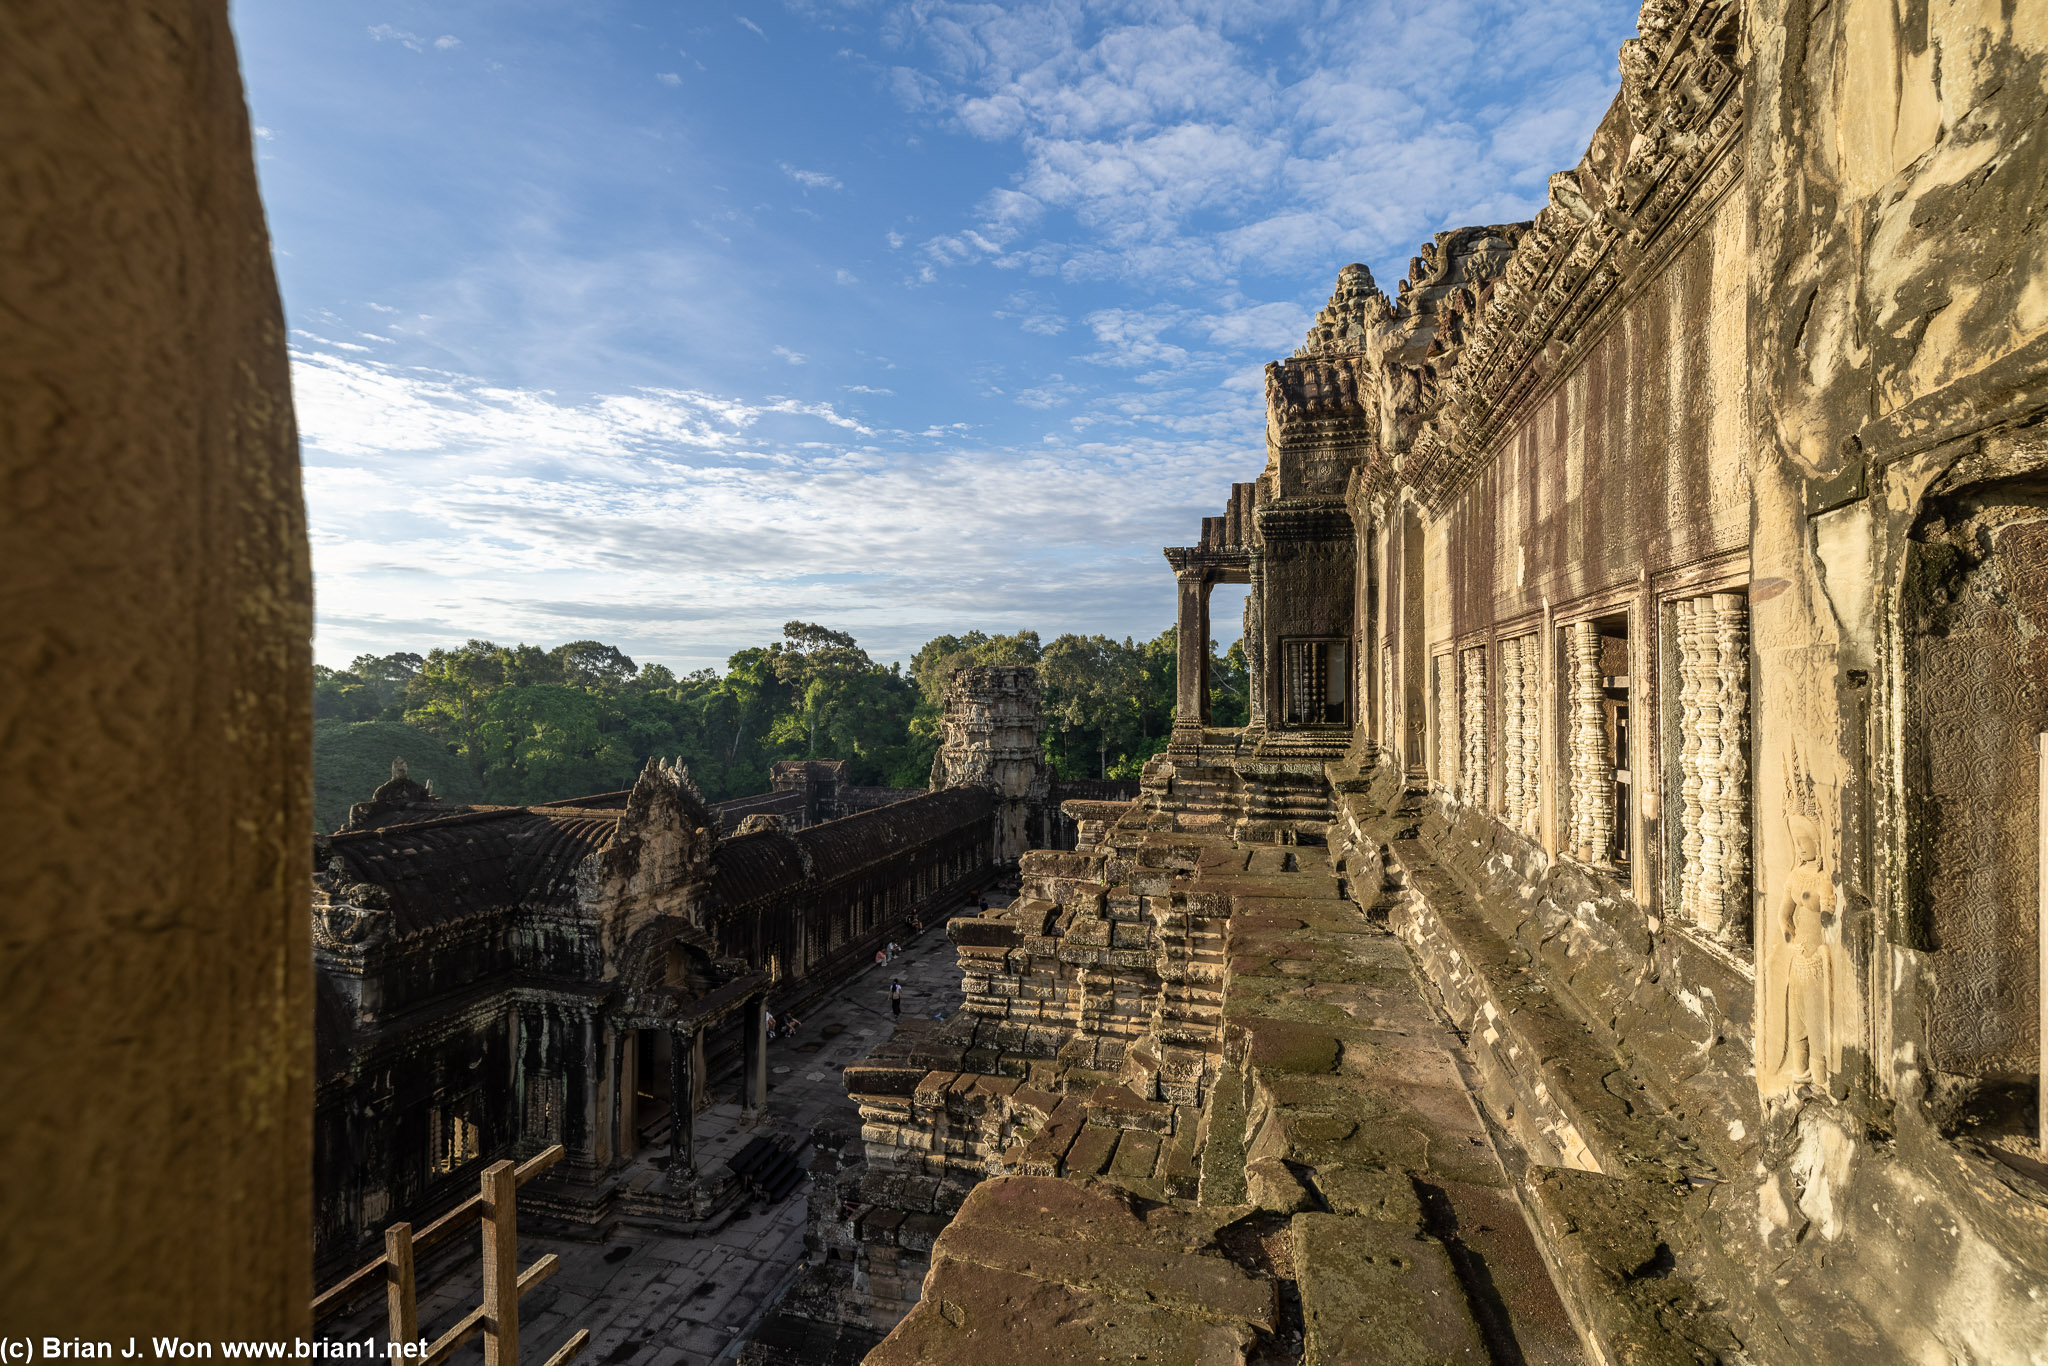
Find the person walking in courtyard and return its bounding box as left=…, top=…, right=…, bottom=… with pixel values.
left=890, top=981, right=902, bottom=1017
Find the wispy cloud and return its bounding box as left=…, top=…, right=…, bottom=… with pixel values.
left=292, top=341, right=1242, bottom=669
left=656, top=72, right=682, bottom=87
left=772, top=345, right=808, bottom=365
left=368, top=24, right=459, bottom=54
left=736, top=15, right=766, bottom=40
left=779, top=162, right=843, bottom=191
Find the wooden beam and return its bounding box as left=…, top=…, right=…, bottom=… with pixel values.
left=420, top=1307, right=485, bottom=1366
left=384, top=1221, right=418, bottom=1346
left=480, top=1160, right=519, bottom=1366
left=516, top=1253, right=558, bottom=1297
left=539, top=1330, right=590, bottom=1366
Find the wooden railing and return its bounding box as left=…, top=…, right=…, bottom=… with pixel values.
left=313, top=1145, right=590, bottom=1366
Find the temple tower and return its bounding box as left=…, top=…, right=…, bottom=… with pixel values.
left=929, top=665, right=1052, bottom=865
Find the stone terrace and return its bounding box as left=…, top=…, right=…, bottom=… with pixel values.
left=785, top=804, right=1588, bottom=1364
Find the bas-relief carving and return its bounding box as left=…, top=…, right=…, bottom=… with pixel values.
left=1762, top=812, right=1844, bottom=1095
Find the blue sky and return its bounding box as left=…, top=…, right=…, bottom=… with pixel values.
left=232, top=0, right=1637, bottom=674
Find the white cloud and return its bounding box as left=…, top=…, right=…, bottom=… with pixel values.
left=1080, top=306, right=1191, bottom=368
left=736, top=15, right=767, bottom=39
left=367, top=24, right=424, bottom=52
left=292, top=341, right=1243, bottom=671
left=869, top=0, right=1630, bottom=287
left=844, top=384, right=894, bottom=395
left=656, top=72, right=682, bottom=87
left=835, top=268, right=860, bottom=285
left=779, top=162, right=843, bottom=191
left=886, top=231, right=905, bottom=249
left=368, top=25, right=461, bottom=56
left=772, top=345, right=808, bottom=364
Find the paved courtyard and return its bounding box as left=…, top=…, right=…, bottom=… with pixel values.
left=317, top=899, right=994, bottom=1366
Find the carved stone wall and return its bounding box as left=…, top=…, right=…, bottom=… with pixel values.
left=1902, top=495, right=2048, bottom=1080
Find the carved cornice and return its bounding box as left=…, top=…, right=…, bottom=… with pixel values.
left=1254, top=498, right=1353, bottom=545
left=1402, top=0, right=1745, bottom=516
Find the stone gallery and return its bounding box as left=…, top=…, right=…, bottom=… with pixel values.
left=744, top=2, right=2048, bottom=1362
left=3, top=0, right=2046, bottom=1363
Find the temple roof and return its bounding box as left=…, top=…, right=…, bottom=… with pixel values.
left=324, top=804, right=622, bottom=936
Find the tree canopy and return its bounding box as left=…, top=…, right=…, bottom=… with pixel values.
left=312, top=619, right=1247, bottom=828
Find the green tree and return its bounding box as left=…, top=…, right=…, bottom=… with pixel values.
left=405, top=640, right=510, bottom=781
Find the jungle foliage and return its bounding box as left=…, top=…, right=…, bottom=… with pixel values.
left=313, top=621, right=1246, bottom=829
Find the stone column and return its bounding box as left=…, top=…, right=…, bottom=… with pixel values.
left=1568, top=621, right=1612, bottom=864
left=743, top=996, right=768, bottom=1117
left=1245, top=559, right=1267, bottom=734
left=667, top=1027, right=694, bottom=1181
left=1713, top=593, right=1751, bottom=939
left=1175, top=568, right=1208, bottom=733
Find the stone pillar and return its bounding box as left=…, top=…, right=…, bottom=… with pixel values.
left=1567, top=621, right=1612, bottom=864
left=667, top=1027, right=694, bottom=1181
left=1175, top=568, right=1208, bottom=733
left=743, top=995, right=769, bottom=1117
left=1245, top=559, right=1267, bottom=735
left=1, top=1, right=312, bottom=1335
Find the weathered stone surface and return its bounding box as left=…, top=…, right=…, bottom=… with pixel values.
left=2, top=1, right=312, bottom=1333
left=1293, top=1212, right=1487, bottom=1365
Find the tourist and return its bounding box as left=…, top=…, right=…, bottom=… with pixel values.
left=874, top=947, right=887, bottom=968
left=765, top=1010, right=778, bottom=1041
left=890, top=981, right=902, bottom=1017
left=887, top=939, right=900, bottom=962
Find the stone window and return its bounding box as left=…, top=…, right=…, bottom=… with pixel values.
left=430, top=1095, right=481, bottom=1176
left=1499, top=634, right=1539, bottom=830
left=1665, top=592, right=1750, bottom=940
left=1460, top=645, right=1489, bottom=805
left=1381, top=644, right=1396, bottom=749
left=1433, top=652, right=1457, bottom=787
left=1282, top=638, right=1347, bottom=725
left=523, top=1073, right=563, bottom=1145
left=1562, top=614, right=1630, bottom=867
